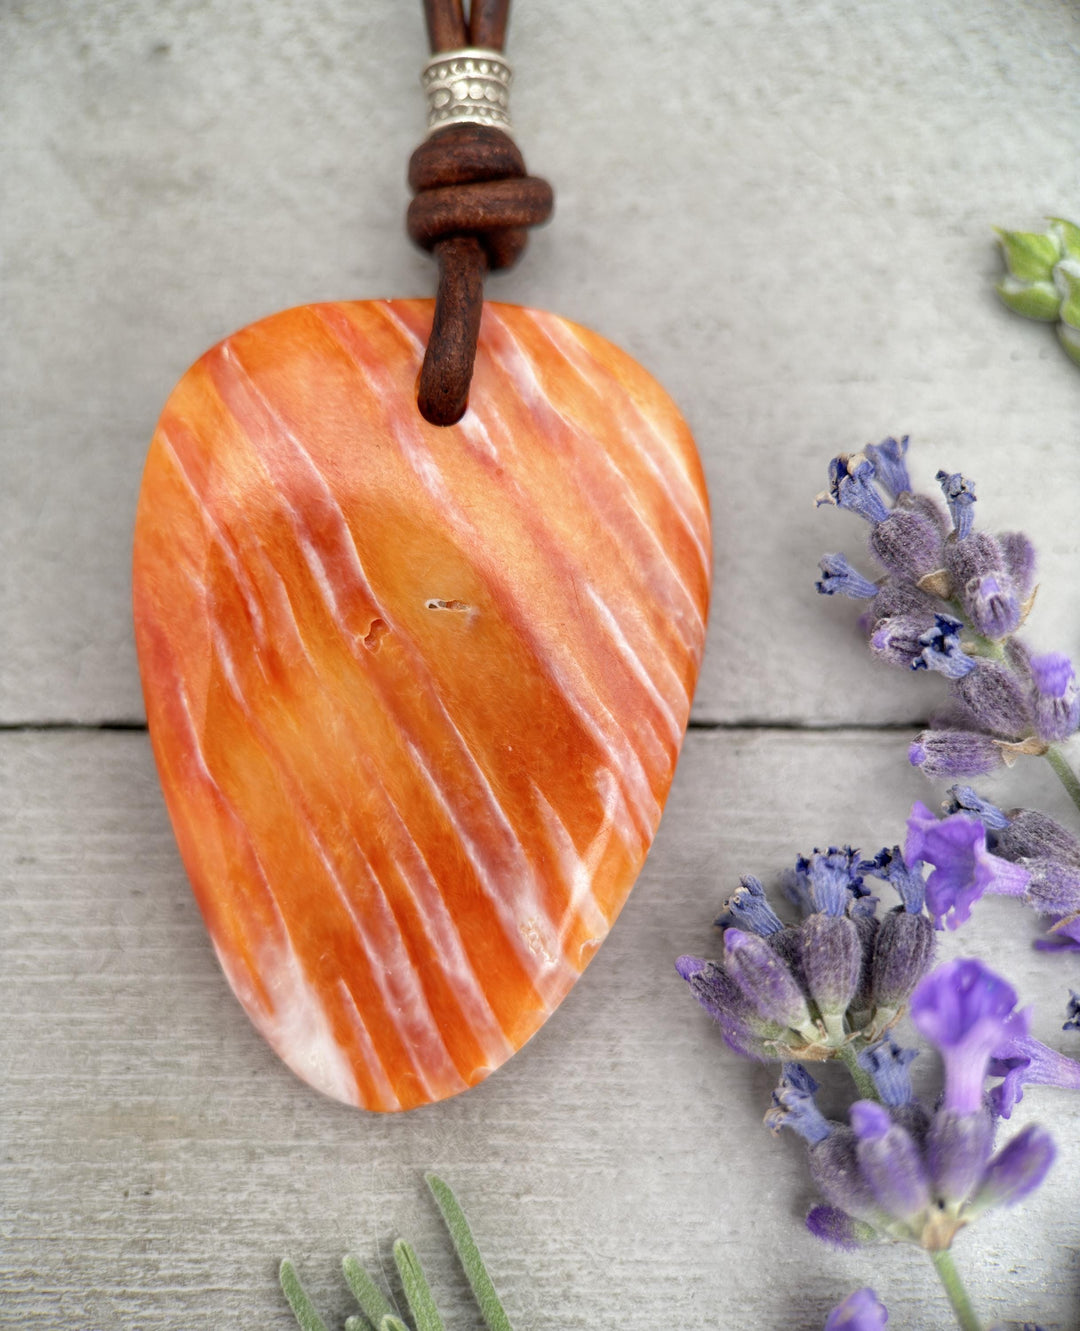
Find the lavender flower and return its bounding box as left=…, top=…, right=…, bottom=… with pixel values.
left=937, top=470, right=976, bottom=540
left=857, top=1039, right=918, bottom=1107
left=677, top=848, right=935, bottom=1062
left=817, top=454, right=890, bottom=524
left=715, top=875, right=784, bottom=935
left=910, top=959, right=1030, bottom=1115
left=805, top=1206, right=876, bottom=1252
left=1066, top=991, right=1080, bottom=1033
left=905, top=803, right=1030, bottom=929
left=1030, top=652, right=1080, bottom=742
left=865, top=436, right=911, bottom=499
left=912, top=796, right=1080, bottom=936
left=796, top=960, right=1057, bottom=1254
left=1035, top=911, right=1080, bottom=954
left=814, top=444, right=1080, bottom=815
left=908, top=730, right=1004, bottom=780
left=764, top=1064, right=832, bottom=1143
left=823, top=1287, right=889, bottom=1330
left=911, top=616, right=976, bottom=679
left=987, top=1031, right=1080, bottom=1118
left=817, top=553, right=879, bottom=600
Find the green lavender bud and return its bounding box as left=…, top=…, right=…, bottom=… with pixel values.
left=1055, top=260, right=1080, bottom=366
left=995, top=217, right=1080, bottom=366
left=995, top=277, right=1061, bottom=322
left=995, top=226, right=1061, bottom=282
left=1048, top=216, right=1080, bottom=261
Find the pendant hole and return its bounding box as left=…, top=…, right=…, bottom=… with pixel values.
left=426, top=598, right=470, bottom=612
left=363, top=618, right=389, bottom=650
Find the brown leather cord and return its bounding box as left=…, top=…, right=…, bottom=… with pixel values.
left=467, top=0, right=509, bottom=48
left=422, top=0, right=466, bottom=52
left=413, top=0, right=552, bottom=425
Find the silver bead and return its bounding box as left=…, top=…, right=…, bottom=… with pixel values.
left=421, top=47, right=514, bottom=138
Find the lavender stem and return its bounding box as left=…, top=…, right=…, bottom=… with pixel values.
left=1045, top=744, right=1080, bottom=816
left=929, top=1250, right=984, bottom=1331
left=838, top=1043, right=878, bottom=1101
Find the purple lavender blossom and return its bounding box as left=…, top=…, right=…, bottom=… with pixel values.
left=937, top=469, right=976, bottom=539
left=1066, top=991, right=1080, bottom=1033
left=1035, top=912, right=1080, bottom=953
left=910, top=959, right=1030, bottom=1115
left=818, top=455, right=890, bottom=524
left=674, top=955, right=773, bottom=1060
left=1029, top=651, right=1080, bottom=742
left=850, top=1100, right=931, bottom=1222
left=857, top=1040, right=918, bottom=1107
left=965, top=569, right=1023, bottom=639
left=905, top=803, right=1030, bottom=929
left=1017, top=859, right=1080, bottom=916
left=816, top=553, right=879, bottom=599
left=999, top=529, right=1037, bottom=598
left=908, top=730, right=1004, bottom=780
left=724, top=928, right=816, bottom=1034
left=942, top=530, right=1026, bottom=642
left=970, top=1124, right=1056, bottom=1213
left=870, top=907, right=936, bottom=1017
left=764, top=1064, right=832, bottom=1143
left=871, top=615, right=940, bottom=669
left=911, top=616, right=976, bottom=679
left=823, top=1287, right=889, bottom=1331
left=953, top=660, right=1034, bottom=740
left=793, top=961, right=1058, bottom=1253
left=865, top=436, right=911, bottom=499
left=801, top=913, right=863, bottom=1023
left=987, top=1031, right=1080, bottom=1117
left=783, top=847, right=866, bottom=917
left=861, top=847, right=926, bottom=913
left=870, top=509, right=945, bottom=582
left=924, top=1105, right=994, bottom=1204
left=944, top=786, right=1010, bottom=830
left=715, top=875, right=784, bottom=935
left=679, top=851, right=936, bottom=1062
left=989, top=806, right=1080, bottom=865
left=806, top=1206, right=875, bottom=1252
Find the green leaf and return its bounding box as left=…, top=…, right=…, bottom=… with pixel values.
left=995, top=277, right=1062, bottom=322
left=342, top=1255, right=396, bottom=1329
left=1054, top=261, right=1080, bottom=328
left=394, top=1240, right=444, bottom=1331
left=1050, top=216, right=1080, bottom=261
left=995, top=226, right=1061, bottom=281
left=426, top=1174, right=514, bottom=1331
left=380, top=1316, right=412, bottom=1331
left=280, top=1259, right=331, bottom=1331
left=346, top=1318, right=369, bottom=1331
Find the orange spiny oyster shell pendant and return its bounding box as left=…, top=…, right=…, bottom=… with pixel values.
left=133, top=299, right=711, bottom=1111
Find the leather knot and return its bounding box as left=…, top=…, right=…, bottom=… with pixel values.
left=408, top=123, right=553, bottom=424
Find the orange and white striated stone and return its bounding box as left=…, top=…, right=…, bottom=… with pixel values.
left=133, top=300, right=711, bottom=1111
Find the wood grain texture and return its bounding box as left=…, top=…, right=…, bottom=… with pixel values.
left=2, top=1, right=1080, bottom=726
left=3, top=730, right=1079, bottom=1329
left=132, top=299, right=708, bottom=1110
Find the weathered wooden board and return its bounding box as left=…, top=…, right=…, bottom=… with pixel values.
left=3, top=729, right=1079, bottom=1329
left=2, top=1, right=1079, bottom=726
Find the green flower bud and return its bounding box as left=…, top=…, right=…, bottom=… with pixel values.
left=995, top=277, right=1062, bottom=322
left=1054, top=259, right=1080, bottom=329
left=995, top=226, right=1061, bottom=282
left=1049, top=216, right=1080, bottom=262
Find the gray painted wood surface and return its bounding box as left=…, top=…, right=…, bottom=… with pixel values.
left=3, top=2, right=1080, bottom=1328
left=4, top=731, right=1080, bottom=1328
